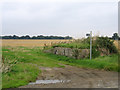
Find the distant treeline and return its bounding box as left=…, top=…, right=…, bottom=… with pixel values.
left=0, top=35, right=72, bottom=39
left=1, top=33, right=119, bottom=40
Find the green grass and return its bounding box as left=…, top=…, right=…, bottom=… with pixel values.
left=2, top=46, right=119, bottom=88
left=2, top=63, right=40, bottom=88
left=43, top=52, right=119, bottom=72
left=2, top=46, right=65, bottom=88
left=52, top=42, right=90, bottom=49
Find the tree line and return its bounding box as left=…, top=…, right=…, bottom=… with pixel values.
left=0, top=35, right=73, bottom=39
left=0, top=33, right=119, bottom=40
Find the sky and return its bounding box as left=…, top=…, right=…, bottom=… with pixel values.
left=1, top=0, right=118, bottom=38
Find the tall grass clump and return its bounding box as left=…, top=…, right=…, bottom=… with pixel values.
left=2, top=63, right=40, bottom=88
left=52, top=39, right=90, bottom=49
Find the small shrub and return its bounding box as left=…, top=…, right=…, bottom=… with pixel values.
left=95, top=37, right=118, bottom=54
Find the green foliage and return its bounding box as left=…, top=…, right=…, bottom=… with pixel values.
left=112, top=33, right=119, bottom=40
left=95, top=37, right=118, bottom=53
left=81, top=37, right=90, bottom=44
left=92, top=47, right=100, bottom=58
left=52, top=37, right=118, bottom=59
left=52, top=39, right=90, bottom=49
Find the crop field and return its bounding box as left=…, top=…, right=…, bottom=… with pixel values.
left=114, top=40, right=120, bottom=51
left=2, top=39, right=71, bottom=47
left=2, top=39, right=120, bottom=49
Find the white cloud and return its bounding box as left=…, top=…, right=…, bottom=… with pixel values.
left=2, top=2, right=118, bottom=38
left=1, top=0, right=118, bottom=3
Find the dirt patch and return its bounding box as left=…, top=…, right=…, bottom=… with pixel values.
left=19, top=65, right=118, bottom=88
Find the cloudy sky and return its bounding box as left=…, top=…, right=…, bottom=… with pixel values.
left=1, top=0, right=118, bottom=38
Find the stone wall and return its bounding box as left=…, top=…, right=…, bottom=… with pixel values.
left=44, top=47, right=90, bottom=59
left=98, top=48, right=110, bottom=56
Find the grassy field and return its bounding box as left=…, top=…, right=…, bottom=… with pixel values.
left=1, top=39, right=119, bottom=88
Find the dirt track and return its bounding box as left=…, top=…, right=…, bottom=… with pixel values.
left=20, top=65, right=118, bottom=88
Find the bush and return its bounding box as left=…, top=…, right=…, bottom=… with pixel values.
left=95, top=37, right=118, bottom=54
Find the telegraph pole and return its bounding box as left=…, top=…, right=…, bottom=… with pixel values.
left=90, top=31, right=92, bottom=60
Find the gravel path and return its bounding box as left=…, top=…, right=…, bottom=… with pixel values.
left=19, top=65, right=118, bottom=88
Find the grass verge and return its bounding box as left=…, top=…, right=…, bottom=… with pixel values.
left=2, top=46, right=119, bottom=88
left=42, top=51, right=119, bottom=72
left=2, top=46, right=64, bottom=88
left=2, top=63, right=40, bottom=88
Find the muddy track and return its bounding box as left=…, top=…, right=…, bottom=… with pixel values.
left=19, top=65, right=118, bottom=88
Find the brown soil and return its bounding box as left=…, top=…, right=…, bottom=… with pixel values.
left=19, top=65, right=118, bottom=88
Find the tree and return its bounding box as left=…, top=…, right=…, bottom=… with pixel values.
left=13, top=35, right=19, bottom=39
left=24, top=35, right=30, bottom=39
left=112, top=33, right=119, bottom=40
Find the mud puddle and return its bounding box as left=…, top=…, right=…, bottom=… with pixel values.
left=29, top=80, right=70, bottom=85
